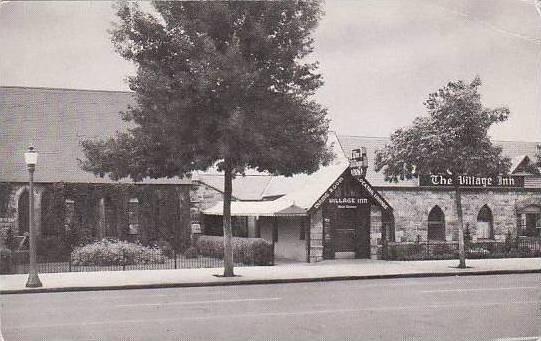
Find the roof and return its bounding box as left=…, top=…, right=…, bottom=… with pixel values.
left=203, top=132, right=349, bottom=215
left=2, top=85, right=539, bottom=193
left=0, top=86, right=190, bottom=185
left=338, top=135, right=541, bottom=187
left=193, top=174, right=272, bottom=201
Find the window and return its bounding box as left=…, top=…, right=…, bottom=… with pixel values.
left=128, top=198, right=139, bottom=235
left=476, top=205, right=493, bottom=239
left=382, top=210, right=395, bottom=242
left=518, top=205, right=541, bottom=237
left=428, top=206, right=445, bottom=241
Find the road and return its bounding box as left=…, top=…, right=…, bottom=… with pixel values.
left=1, top=274, right=540, bottom=340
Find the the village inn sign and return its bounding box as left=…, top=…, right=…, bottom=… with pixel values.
left=419, top=174, right=524, bottom=188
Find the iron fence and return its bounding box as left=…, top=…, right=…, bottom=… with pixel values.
left=383, top=237, right=541, bottom=261
left=3, top=244, right=275, bottom=275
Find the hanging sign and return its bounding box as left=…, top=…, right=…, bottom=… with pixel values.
left=419, top=175, right=524, bottom=188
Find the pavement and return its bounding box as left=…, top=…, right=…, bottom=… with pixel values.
left=0, top=257, right=539, bottom=294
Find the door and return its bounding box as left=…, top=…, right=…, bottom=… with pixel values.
left=334, top=208, right=357, bottom=252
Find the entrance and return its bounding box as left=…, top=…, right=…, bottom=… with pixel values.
left=324, top=204, right=370, bottom=259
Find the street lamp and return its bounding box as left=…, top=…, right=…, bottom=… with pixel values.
left=24, top=146, right=42, bottom=288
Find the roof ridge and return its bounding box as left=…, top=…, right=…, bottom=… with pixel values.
left=0, top=85, right=133, bottom=94
left=338, top=134, right=540, bottom=144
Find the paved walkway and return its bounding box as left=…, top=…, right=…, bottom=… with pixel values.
left=1, top=258, right=539, bottom=294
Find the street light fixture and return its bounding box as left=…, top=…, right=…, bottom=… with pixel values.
left=24, top=146, right=42, bottom=288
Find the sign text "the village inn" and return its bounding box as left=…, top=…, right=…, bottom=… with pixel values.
left=419, top=175, right=524, bottom=188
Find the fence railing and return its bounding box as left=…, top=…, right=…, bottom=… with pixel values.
left=2, top=244, right=275, bottom=275
left=383, top=237, right=541, bottom=261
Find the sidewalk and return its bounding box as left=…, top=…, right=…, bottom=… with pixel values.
left=1, top=258, right=539, bottom=294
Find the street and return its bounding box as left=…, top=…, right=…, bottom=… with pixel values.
left=1, top=274, right=540, bottom=341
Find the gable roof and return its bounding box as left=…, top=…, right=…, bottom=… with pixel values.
left=0, top=86, right=190, bottom=185
left=203, top=132, right=350, bottom=215
left=2, top=86, right=539, bottom=195
left=338, top=135, right=541, bottom=187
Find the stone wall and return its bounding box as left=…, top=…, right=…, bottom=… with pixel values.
left=369, top=206, right=382, bottom=259
left=379, top=188, right=541, bottom=242
left=308, top=207, right=324, bottom=262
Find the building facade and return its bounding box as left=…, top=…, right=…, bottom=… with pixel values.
left=2, top=86, right=540, bottom=262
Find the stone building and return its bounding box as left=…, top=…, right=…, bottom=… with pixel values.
left=1, top=86, right=540, bottom=262
left=200, top=135, right=541, bottom=262
left=0, top=86, right=192, bottom=251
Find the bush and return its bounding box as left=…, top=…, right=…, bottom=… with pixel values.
left=184, top=246, right=199, bottom=259
left=153, top=239, right=175, bottom=258
left=71, top=239, right=166, bottom=266
left=37, top=236, right=69, bottom=261
left=196, top=235, right=273, bottom=266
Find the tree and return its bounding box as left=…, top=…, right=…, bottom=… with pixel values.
left=80, top=1, right=331, bottom=276
left=375, top=76, right=510, bottom=268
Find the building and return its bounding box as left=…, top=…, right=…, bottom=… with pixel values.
left=0, top=86, right=192, bottom=251
left=1, top=86, right=540, bottom=262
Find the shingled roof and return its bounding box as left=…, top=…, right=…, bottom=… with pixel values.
left=1, top=86, right=539, bottom=197
left=0, top=86, right=189, bottom=185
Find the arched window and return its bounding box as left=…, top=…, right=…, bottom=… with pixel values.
left=476, top=205, right=493, bottom=239
left=17, top=189, right=29, bottom=235
left=128, top=198, right=140, bottom=236
left=428, top=206, right=445, bottom=241
left=382, top=210, right=395, bottom=242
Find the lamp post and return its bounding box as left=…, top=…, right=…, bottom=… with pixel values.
left=24, top=146, right=42, bottom=288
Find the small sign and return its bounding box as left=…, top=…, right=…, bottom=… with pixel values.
left=328, top=197, right=369, bottom=209
left=419, top=175, right=524, bottom=188
left=191, top=223, right=202, bottom=234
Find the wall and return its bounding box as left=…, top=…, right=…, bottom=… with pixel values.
left=379, top=188, right=541, bottom=242
left=259, top=216, right=307, bottom=262
left=1, top=182, right=192, bottom=250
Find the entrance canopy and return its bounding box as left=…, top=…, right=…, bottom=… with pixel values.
left=203, top=200, right=307, bottom=217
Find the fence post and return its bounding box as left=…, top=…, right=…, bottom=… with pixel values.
left=122, top=249, right=126, bottom=271
left=272, top=242, right=275, bottom=266
left=69, top=254, right=72, bottom=272
left=174, top=249, right=177, bottom=269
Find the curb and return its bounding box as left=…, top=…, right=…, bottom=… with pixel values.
left=1, top=268, right=539, bottom=295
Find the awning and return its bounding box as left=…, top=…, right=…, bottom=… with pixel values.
left=203, top=201, right=307, bottom=217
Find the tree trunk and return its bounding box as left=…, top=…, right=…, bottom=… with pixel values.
left=222, top=160, right=235, bottom=277
left=453, top=178, right=467, bottom=268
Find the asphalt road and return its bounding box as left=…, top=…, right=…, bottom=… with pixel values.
left=1, top=274, right=540, bottom=341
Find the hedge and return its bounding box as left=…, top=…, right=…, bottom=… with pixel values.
left=195, top=235, right=273, bottom=266
left=71, top=239, right=166, bottom=266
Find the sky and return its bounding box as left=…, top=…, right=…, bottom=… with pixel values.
left=0, top=0, right=540, bottom=141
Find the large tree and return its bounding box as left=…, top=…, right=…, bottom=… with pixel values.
left=375, top=76, right=510, bottom=268
left=80, top=1, right=331, bottom=276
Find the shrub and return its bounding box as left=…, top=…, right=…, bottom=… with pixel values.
left=184, top=246, right=199, bottom=259
left=71, top=239, right=166, bottom=266
left=37, top=236, right=69, bottom=261
left=153, top=239, right=175, bottom=258
left=196, top=235, right=273, bottom=266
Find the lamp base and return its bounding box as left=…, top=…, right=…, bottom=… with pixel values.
left=25, top=273, right=43, bottom=288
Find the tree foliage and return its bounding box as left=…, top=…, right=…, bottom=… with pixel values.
left=375, top=76, right=511, bottom=181
left=81, top=1, right=331, bottom=180
left=80, top=1, right=331, bottom=275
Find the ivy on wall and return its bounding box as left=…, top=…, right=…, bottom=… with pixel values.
left=9, top=182, right=191, bottom=252
left=0, top=183, right=14, bottom=216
